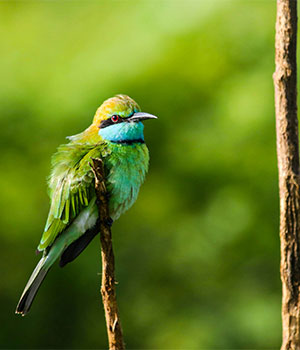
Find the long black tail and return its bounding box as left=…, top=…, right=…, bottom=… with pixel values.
left=15, top=256, right=50, bottom=316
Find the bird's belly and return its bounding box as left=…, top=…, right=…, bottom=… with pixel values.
left=106, top=143, right=149, bottom=220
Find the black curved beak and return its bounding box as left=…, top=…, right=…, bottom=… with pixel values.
left=127, top=112, right=158, bottom=122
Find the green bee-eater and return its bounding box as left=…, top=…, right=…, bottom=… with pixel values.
left=16, top=94, right=157, bottom=316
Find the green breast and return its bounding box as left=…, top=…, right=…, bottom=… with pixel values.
left=105, top=142, right=149, bottom=220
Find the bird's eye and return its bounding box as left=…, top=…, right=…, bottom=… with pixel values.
left=111, top=115, right=119, bottom=123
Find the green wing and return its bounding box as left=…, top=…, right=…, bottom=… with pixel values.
left=38, top=141, right=109, bottom=251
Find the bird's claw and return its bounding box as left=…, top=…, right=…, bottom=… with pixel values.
left=106, top=217, right=113, bottom=227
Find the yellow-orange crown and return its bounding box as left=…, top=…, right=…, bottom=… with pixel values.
left=93, top=94, right=141, bottom=126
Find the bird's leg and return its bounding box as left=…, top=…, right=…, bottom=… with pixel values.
left=97, top=217, right=113, bottom=227
left=106, top=217, right=113, bottom=227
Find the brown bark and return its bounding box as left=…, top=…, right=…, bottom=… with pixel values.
left=91, top=158, right=125, bottom=350
left=274, top=1, right=300, bottom=349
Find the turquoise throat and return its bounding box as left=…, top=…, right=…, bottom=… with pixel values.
left=99, top=121, right=145, bottom=143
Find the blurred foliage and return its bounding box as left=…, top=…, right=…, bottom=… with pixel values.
left=0, top=1, right=283, bottom=349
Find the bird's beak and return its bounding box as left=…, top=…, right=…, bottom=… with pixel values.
left=127, top=112, right=158, bottom=122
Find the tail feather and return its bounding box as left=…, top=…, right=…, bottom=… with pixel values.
left=15, top=256, right=50, bottom=316
left=16, top=202, right=99, bottom=315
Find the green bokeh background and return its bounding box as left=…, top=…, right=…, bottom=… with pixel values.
left=0, top=1, right=281, bottom=348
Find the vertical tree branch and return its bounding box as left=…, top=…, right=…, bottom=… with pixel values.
left=273, top=1, right=300, bottom=349
left=91, top=158, right=125, bottom=350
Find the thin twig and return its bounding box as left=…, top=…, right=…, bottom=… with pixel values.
left=273, top=0, right=300, bottom=349
left=91, top=158, right=125, bottom=350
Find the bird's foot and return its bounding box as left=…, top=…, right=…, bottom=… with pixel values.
left=106, top=217, right=113, bottom=227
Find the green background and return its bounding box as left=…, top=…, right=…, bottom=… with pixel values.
left=0, top=1, right=281, bottom=348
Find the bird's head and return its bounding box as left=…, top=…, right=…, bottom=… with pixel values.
left=93, top=95, right=157, bottom=143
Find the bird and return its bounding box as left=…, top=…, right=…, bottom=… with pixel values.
left=15, top=94, right=157, bottom=316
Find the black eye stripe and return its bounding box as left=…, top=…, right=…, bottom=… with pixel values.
left=99, top=115, right=125, bottom=129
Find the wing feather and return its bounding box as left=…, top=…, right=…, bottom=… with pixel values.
left=38, top=142, right=108, bottom=251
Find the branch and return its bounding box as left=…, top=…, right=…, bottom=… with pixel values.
left=90, top=158, right=125, bottom=350
left=273, top=1, right=300, bottom=349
